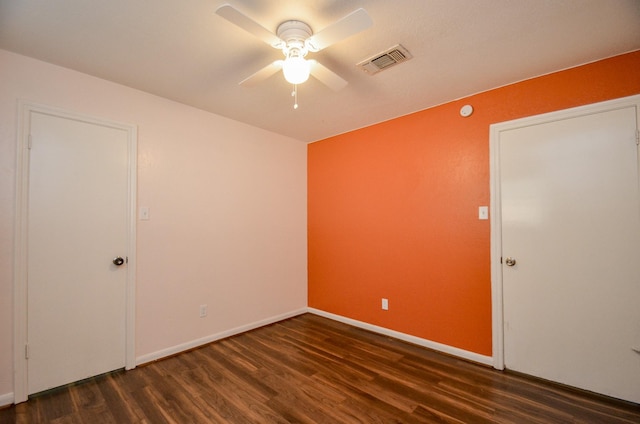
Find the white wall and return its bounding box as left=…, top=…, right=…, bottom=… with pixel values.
left=0, top=49, right=308, bottom=402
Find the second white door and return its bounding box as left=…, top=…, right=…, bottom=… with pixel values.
left=499, top=99, right=640, bottom=403
left=27, top=110, right=131, bottom=395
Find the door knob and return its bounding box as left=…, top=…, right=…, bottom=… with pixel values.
left=505, top=257, right=516, bottom=267
left=113, top=257, right=125, bottom=266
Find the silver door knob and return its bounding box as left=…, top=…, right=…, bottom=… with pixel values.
left=113, top=257, right=125, bottom=266
left=505, top=257, right=516, bottom=266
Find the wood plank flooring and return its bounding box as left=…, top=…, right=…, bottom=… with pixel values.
left=1, top=313, right=639, bottom=423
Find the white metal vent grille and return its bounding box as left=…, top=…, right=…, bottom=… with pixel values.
left=357, top=44, right=412, bottom=75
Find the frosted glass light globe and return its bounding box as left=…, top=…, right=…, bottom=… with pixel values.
left=282, top=56, right=310, bottom=84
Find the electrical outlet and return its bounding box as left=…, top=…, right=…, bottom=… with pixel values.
left=199, top=304, right=208, bottom=318
left=381, top=298, right=389, bottom=311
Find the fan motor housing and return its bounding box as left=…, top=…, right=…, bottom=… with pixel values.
left=277, top=20, right=313, bottom=44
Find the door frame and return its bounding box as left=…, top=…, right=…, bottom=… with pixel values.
left=13, top=101, right=137, bottom=403
left=489, top=94, right=640, bottom=370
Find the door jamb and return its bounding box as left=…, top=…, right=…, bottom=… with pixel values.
left=13, top=101, right=137, bottom=403
left=489, top=94, right=640, bottom=372
left=489, top=122, right=505, bottom=370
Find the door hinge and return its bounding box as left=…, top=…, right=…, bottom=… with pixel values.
left=28, top=134, right=32, bottom=150
left=636, top=129, right=639, bottom=145
left=25, top=344, right=29, bottom=359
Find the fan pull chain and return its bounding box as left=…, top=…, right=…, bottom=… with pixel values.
left=292, top=84, right=299, bottom=109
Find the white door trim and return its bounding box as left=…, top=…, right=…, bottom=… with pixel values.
left=489, top=94, right=640, bottom=370
left=13, top=101, right=137, bottom=403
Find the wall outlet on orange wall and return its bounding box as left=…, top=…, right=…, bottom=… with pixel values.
left=381, top=298, right=389, bottom=311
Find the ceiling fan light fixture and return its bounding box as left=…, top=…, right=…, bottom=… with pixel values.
left=282, top=53, right=310, bottom=85
left=215, top=4, right=371, bottom=101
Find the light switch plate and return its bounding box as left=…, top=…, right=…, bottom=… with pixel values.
left=478, top=206, right=489, bottom=220
left=139, top=207, right=150, bottom=221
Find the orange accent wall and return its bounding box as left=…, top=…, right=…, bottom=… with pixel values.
left=307, top=51, right=640, bottom=356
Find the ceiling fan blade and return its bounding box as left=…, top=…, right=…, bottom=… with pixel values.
left=306, top=8, right=372, bottom=51
left=239, top=60, right=283, bottom=87
left=215, top=4, right=283, bottom=48
left=309, top=60, right=348, bottom=91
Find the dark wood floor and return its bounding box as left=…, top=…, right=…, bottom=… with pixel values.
left=1, top=313, right=639, bottom=423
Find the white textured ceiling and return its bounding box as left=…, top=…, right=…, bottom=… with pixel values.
left=1, top=0, right=639, bottom=142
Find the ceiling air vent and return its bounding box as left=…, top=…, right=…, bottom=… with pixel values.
left=357, top=44, right=412, bottom=75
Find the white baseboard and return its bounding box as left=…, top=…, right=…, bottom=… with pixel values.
left=136, top=308, right=307, bottom=366
left=307, top=308, right=494, bottom=367
left=4, top=307, right=491, bottom=407
left=0, top=392, right=14, bottom=407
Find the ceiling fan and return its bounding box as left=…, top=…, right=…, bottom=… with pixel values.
left=215, top=3, right=373, bottom=108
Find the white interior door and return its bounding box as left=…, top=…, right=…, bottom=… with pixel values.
left=26, top=111, right=130, bottom=395
left=498, top=101, right=640, bottom=404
